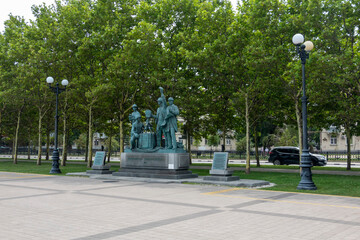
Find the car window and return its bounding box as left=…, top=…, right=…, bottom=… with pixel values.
left=277, top=149, right=290, bottom=153
left=276, top=148, right=298, bottom=154
left=289, top=149, right=299, bottom=154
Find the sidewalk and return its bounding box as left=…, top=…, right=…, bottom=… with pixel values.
left=0, top=172, right=359, bottom=240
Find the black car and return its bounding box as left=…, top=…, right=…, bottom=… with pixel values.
left=268, top=146, right=327, bottom=166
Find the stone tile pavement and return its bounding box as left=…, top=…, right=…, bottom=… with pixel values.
left=0, top=171, right=359, bottom=240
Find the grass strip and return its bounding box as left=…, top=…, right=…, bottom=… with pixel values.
left=191, top=163, right=360, bottom=171
left=0, top=160, right=120, bottom=175
left=190, top=168, right=360, bottom=197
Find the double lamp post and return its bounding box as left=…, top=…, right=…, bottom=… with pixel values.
left=46, top=77, right=68, bottom=174
left=292, top=33, right=317, bottom=190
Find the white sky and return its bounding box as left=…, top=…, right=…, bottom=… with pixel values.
left=0, top=0, right=240, bottom=32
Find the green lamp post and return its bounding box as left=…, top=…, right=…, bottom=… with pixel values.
left=292, top=33, right=317, bottom=190
left=46, top=76, right=68, bottom=174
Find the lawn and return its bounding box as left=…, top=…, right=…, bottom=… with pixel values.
left=0, top=160, right=119, bottom=175
left=190, top=168, right=360, bottom=197
left=191, top=162, right=360, bottom=171
left=1, top=160, right=359, bottom=197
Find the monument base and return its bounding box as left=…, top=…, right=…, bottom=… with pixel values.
left=209, top=169, right=234, bottom=176
left=114, top=152, right=198, bottom=179
left=203, top=175, right=240, bottom=182
left=87, top=164, right=113, bottom=175
left=113, top=169, right=197, bottom=179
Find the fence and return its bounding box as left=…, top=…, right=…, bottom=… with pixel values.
left=191, top=150, right=270, bottom=161
left=191, top=150, right=360, bottom=162
left=314, top=151, right=360, bottom=162
left=2, top=148, right=360, bottom=162
left=0, top=148, right=122, bottom=157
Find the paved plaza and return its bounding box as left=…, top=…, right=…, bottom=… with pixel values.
left=0, top=172, right=359, bottom=240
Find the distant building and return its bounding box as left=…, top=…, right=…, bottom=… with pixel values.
left=320, top=126, right=360, bottom=151
left=181, top=136, right=237, bottom=151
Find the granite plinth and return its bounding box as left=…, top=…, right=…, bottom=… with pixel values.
left=120, top=152, right=190, bottom=170
left=114, top=152, right=198, bottom=179
left=113, top=169, right=197, bottom=179
left=203, top=175, right=240, bottom=182
left=87, top=164, right=113, bottom=174
left=209, top=169, right=233, bottom=176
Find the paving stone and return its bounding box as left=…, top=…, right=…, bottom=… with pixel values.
left=0, top=172, right=359, bottom=240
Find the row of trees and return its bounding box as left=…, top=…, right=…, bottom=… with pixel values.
left=0, top=0, right=359, bottom=171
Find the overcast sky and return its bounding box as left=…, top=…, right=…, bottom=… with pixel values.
left=0, top=0, right=240, bottom=32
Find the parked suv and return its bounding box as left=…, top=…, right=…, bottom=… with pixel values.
left=268, top=146, right=327, bottom=166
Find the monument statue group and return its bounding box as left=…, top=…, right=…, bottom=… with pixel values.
left=112, top=87, right=197, bottom=179
left=89, top=86, right=240, bottom=182
left=128, top=87, right=181, bottom=152
left=81, top=90, right=253, bottom=182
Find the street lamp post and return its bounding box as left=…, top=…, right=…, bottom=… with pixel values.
left=46, top=76, right=69, bottom=174
left=292, top=33, right=317, bottom=190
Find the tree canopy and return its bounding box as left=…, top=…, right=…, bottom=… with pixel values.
left=1, top=0, right=359, bottom=169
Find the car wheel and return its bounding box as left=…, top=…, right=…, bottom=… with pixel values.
left=273, top=159, right=281, bottom=165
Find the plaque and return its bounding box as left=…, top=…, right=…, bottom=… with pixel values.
left=211, top=152, right=228, bottom=170
left=93, top=151, right=106, bottom=166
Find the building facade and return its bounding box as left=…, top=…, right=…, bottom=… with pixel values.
left=320, top=127, right=360, bottom=151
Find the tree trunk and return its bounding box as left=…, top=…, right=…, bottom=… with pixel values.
left=61, top=113, right=67, bottom=166
left=85, top=130, right=89, bottom=162
left=245, top=93, right=250, bottom=174
left=295, top=97, right=302, bottom=159
left=12, top=140, right=15, bottom=160
left=119, top=118, right=124, bottom=153
left=345, top=128, right=352, bottom=171
left=27, top=142, right=31, bottom=160
left=222, top=126, right=226, bottom=152
left=254, top=129, right=260, bottom=167
left=62, top=92, right=68, bottom=166
left=46, top=130, right=50, bottom=161
left=187, top=129, right=192, bottom=164
left=37, top=111, right=42, bottom=165
left=0, top=104, right=5, bottom=145
left=87, top=106, right=93, bottom=168
left=13, top=110, right=21, bottom=164
left=107, top=136, right=112, bottom=163
left=295, top=97, right=302, bottom=175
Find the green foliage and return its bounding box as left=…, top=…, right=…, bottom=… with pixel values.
left=73, top=133, right=87, bottom=150
left=0, top=0, right=359, bottom=163
left=207, top=135, right=220, bottom=147
left=104, top=136, right=120, bottom=151
left=274, top=125, right=299, bottom=147
left=236, top=136, right=253, bottom=152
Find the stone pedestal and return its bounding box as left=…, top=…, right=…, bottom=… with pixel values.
left=113, top=152, right=197, bottom=179
left=203, top=175, right=240, bottom=182
left=86, top=164, right=113, bottom=174
left=204, top=169, right=240, bottom=181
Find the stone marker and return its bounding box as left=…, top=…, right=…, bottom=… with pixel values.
left=203, top=152, right=240, bottom=182
left=87, top=151, right=113, bottom=174
left=93, top=151, right=106, bottom=166
left=211, top=152, right=228, bottom=171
